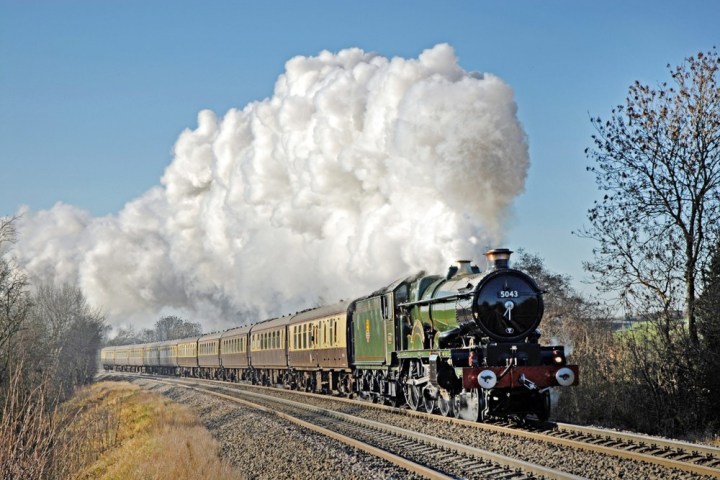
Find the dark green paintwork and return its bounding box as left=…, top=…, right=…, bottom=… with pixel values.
left=353, top=294, right=395, bottom=368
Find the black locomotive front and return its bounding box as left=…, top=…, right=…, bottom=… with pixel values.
left=401, top=248, right=578, bottom=421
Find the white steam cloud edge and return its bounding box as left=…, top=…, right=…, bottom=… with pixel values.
left=10, top=44, right=529, bottom=331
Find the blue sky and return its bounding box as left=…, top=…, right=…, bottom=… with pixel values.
left=1, top=1, right=718, bottom=293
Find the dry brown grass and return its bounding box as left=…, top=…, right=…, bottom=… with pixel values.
left=57, top=381, right=243, bottom=480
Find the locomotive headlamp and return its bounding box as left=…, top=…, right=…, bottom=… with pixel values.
left=555, top=367, right=576, bottom=386
left=485, top=248, right=513, bottom=269
left=478, top=369, right=497, bottom=389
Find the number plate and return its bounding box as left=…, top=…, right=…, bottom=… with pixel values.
left=498, top=290, right=519, bottom=298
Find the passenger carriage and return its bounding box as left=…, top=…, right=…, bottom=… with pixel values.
left=100, top=346, right=116, bottom=370
left=247, top=316, right=290, bottom=386
left=112, top=346, right=131, bottom=371
left=287, top=302, right=353, bottom=394
left=157, top=339, right=179, bottom=375
left=143, top=342, right=161, bottom=373
left=128, top=345, right=145, bottom=372
left=177, top=336, right=200, bottom=377
left=198, top=332, right=222, bottom=379
left=219, top=325, right=251, bottom=382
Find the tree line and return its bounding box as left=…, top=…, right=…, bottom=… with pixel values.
left=0, top=216, right=106, bottom=478
left=0, top=216, right=204, bottom=478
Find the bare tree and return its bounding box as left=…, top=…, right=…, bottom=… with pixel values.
left=27, top=283, right=105, bottom=400
left=153, top=315, right=202, bottom=341
left=578, top=48, right=720, bottom=346
left=0, top=217, right=30, bottom=382
left=106, top=315, right=202, bottom=345
left=696, top=240, right=720, bottom=431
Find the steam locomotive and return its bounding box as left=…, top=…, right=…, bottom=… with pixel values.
left=101, top=249, right=578, bottom=421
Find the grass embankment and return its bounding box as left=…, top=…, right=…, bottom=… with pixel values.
left=57, top=381, right=241, bottom=480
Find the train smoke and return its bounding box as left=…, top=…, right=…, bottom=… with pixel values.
left=10, top=44, right=529, bottom=330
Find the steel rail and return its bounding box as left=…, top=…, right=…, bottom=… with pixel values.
left=553, top=422, right=720, bottom=460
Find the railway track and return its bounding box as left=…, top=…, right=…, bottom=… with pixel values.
left=208, top=377, right=720, bottom=478
left=530, top=422, right=720, bottom=476
left=135, top=374, right=581, bottom=479
left=102, top=372, right=720, bottom=479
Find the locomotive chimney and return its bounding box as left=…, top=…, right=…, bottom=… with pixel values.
left=485, top=248, right=513, bottom=269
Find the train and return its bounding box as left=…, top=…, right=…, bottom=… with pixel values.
left=101, top=248, right=578, bottom=421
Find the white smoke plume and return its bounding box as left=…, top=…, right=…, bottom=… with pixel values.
left=10, top=44, right=529, bottom=331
